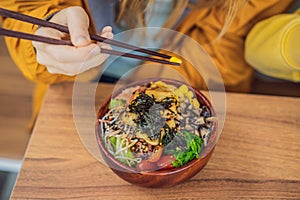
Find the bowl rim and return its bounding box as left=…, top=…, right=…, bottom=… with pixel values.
left=95, top=78, right=218, bottom=174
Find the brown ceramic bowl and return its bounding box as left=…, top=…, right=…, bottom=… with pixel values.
left=96, top=78, right=218, bottom=188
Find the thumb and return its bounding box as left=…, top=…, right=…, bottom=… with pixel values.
left=65, top=7, right=91, bottom=47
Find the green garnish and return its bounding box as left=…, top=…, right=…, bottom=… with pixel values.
left=109, top=136, right=117, bottom=149
left=107, top=136, right=136, bottom=166
left=165, top=131, right=203, bottom=167
left=109, top=99, right=126, bottom=109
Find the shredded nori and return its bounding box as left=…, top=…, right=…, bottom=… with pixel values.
left=161, top=124, right=176, bottom=145
left=128, top=92, right=178, bottom=141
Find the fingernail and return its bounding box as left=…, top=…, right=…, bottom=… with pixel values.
left=107, top=32, right=113, bottom=39
left=103, top=32, right=113, bottom=40
left=75, top=36, right=89, bottom=46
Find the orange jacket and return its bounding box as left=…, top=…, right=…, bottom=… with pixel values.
left=0, top=0, right=295, bottom=127
left=174, top=0, right=295, bottom=91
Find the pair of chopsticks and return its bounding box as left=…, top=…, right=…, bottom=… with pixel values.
left=0, top=7, right=181, bottom=66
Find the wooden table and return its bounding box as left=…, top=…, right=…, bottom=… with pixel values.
left=11, top=83, right=300, bottom=199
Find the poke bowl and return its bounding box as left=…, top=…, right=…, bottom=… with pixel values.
left=96, top=78, right=218, bottom=188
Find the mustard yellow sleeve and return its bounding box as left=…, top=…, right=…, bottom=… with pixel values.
left=0, top=0, right=83, bottom=84
left=245, top=9, right=300, bottom=82
left=173, top=0, right=295, bottom=92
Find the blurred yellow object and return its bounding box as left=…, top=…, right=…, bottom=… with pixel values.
left=245, top=9, right=300, bottom=82
left=169, top=56, right=182, bottom=65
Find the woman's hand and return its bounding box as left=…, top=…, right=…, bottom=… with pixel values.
left=32, top=6, right=113, bottom=76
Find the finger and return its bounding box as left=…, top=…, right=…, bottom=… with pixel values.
left=100, top=26, right=114, bottom=40
left=34, top=21, right=100, bottom=63
left=45, top=55, right=106, bottom=76
left=35, top=51, right=69, bottom=75
left=36, top=51, right=78, bottom=75
left=101, top=26, right=113, bottom=35
left=37, top=48, right=107, bottom=76
left=44, top=43, right=100, bottom=63
left=42, top=60, right=82, bottom=76
left=99, top=26, right=113, bottom=51
left=50, top=6, right=91, bottom=47
left=102, top=26, right=112, bottom=33
left=32, top=27, right=67, bottom=51
left=65, top=6, right=91, bottom=47
left=79, top=52, right=110, bottom=73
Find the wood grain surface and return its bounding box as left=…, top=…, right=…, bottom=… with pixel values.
left=11, top=83, right=300, bottom=199
left=0, top=36, right=33, bottom=159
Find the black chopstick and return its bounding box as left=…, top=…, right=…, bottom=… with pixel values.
left=0, top=7, right=172, bottom=60
left=0, top=27, right=181, bottom=66
left=0, top=27, right=72, bottom=45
